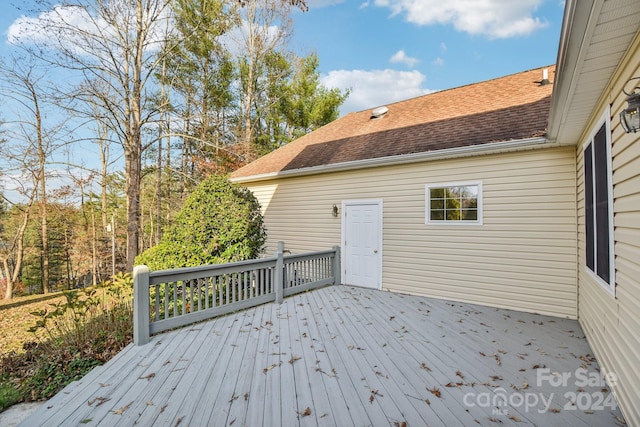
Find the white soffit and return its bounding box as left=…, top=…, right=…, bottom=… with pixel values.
left=548, top=0, right=640, bottom=145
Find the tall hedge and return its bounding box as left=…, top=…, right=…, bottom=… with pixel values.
left=135, top=175, right=266, bottom=271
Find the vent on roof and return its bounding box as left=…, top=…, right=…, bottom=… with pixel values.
left=370, top=106, right=389, bottom=119
left=540, top=68, right=551, bottom=86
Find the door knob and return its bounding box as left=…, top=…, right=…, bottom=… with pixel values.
left=374, top=249, right=378, bottom=253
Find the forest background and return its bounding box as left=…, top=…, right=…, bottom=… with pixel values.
left=0, top=0, right=347, bottom=300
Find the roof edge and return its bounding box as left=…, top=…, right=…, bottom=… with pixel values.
left=547, top=0, right=599, bottom=141
left=230, top=137, right=549, bottom=184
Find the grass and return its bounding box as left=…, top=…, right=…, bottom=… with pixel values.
left=0, top=273, right=134, bottom=412
left=0, top=293, right=67, bottom=355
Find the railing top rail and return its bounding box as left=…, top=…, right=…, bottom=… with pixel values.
left=283, top=249, right=336, bottom=262
left=147, top=256, right=278, bottom=284
left=146, top=250, right=337, bottom=284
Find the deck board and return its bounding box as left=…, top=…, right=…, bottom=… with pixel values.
left=21, top=285, right=626, bottom=427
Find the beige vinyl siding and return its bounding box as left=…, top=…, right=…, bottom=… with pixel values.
left=246, top=146, right=577, bottom=318
left=575, top=41, right=640, bottom=426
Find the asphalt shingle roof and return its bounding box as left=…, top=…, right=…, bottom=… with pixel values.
left=231, top=65, right=554, bottom=180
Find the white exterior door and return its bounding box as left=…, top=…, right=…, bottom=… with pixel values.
left=343, top=200, right=382, bottom=289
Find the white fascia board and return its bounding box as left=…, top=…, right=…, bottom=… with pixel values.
left=230, top=136, right=549, bottom=184
left=547, top=0, right=600, bottom=142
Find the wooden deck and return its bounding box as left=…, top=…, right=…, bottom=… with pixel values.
left=22, top=285, right=625, bottom=426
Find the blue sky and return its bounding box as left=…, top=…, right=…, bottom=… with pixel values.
left=0, top=1, right=565, bottom=115
left=295, top=0, right=565, bottom=114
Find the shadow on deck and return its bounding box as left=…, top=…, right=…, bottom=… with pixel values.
left=22, top=285, right=625, bottom=426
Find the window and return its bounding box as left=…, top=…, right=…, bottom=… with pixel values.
left=426, top=182, right=482, bottom=225
left=583, top=112, right=615, bottom=295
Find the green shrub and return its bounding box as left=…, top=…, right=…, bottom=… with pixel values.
left=136, top=175, right=266, bottom=270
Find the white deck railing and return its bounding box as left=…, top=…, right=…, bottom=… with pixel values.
left=133, top=242, right=340, bottom=345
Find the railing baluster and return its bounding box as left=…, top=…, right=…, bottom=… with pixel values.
left=163, top=283, right=168, bottom=320
left=154, top=284, right=160, bottom=321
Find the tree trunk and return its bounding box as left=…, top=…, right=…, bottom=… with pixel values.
left=125, top=0, right=146, bottom=271
left=2, top=194, right=35, bottom=300
left=34, top=89, right=50, bottom=294
left=2, top=258, right=13, bottom=300
left=125, top=146, right=141, bottom=272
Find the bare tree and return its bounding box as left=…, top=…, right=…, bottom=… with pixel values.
left=0, top=57, right=67, bottom=294
left=0, top=186, right=37, bottom=300
left=11, top=0, right=176, bottom=270
left=235, top=0, right=295, bottom=162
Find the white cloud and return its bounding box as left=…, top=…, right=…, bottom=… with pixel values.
left=389, top=49, right=419, bottom=67
left=321, top=69, right=431, bottom=114
left=306, top=0, right=346, bottom=8
left=432, top=57, right=444, bottom=66
left=7, top=5, right=97, bottom=47
left=359, top=1, right=371, bottom=10
left=373, top=0, right=548, bottom=38
left=440, top=42, right=447, bottom=52
left=7, top=4, right=169, bottom=54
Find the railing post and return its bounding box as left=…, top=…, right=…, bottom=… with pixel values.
left=133, top=265, right=150, bottom=346
left=274, top=241, right=284, bottom=304
left=332, top=245, right=341, bottom=286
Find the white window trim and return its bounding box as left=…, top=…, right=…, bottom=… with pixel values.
left=582, top=107, right=615, bottom=297
left=425, top=181, right=483, bottom=225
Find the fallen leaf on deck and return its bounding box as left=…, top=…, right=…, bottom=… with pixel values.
left=298, top=407, right=312, bottom=416
left=111, top=401, right=133, bottom=415
left=425, top=399, right=431, bottom=405
left=420, top=363, right=431, bottom=372
left=374, top=370, right=388, bottom=379
left=160, top=404, right=168, bottom=413
left=98, top=383, right=110, bottom=387
left=146, top=401, right=154, bottom=406
left=175, top=416, right=183, bottom=426
left=288, top=355, right=301, bottom=364
left=80, top=419, right=92, bottom=424
left=614, top=414, right=626, bottom=425
left=488, top=416, right=503, bottom=423
left=139, top=373, right=156, bottom=381
left=428, top=387, right=441, bottom=398
left=550, top=408, right=561, bottom=413
left=456, top=371, right=464, bottom=379
left=244, top=392, right=250, bottom=401
left=263, top=362, right=282, bottom=374
left=393, top=422, right=407, bottom=427
left=508, top=414, right=522, bottom=422
left=87, top=397, right=110, bottom=407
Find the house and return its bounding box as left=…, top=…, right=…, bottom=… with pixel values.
left=230, top=0, right=640, bottom=424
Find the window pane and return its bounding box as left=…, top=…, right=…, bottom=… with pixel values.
left=431, top=210, right=445, bottom=220
left=448, top=187, right=461, bottom=198
left=584, top=144, right=595, bottom=271
left=431, top=199, right=444, bottom=210
left=462, top=209, right=477, bottom=221
left=462, top=186, right=478, bottom=198
left=594, top=124, right=610, bottom=283
left=446, top=210, right=460, bottom=221
left=430, top=188, right=444, bottom=198
left=461, top=198, right=477, bottom=209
